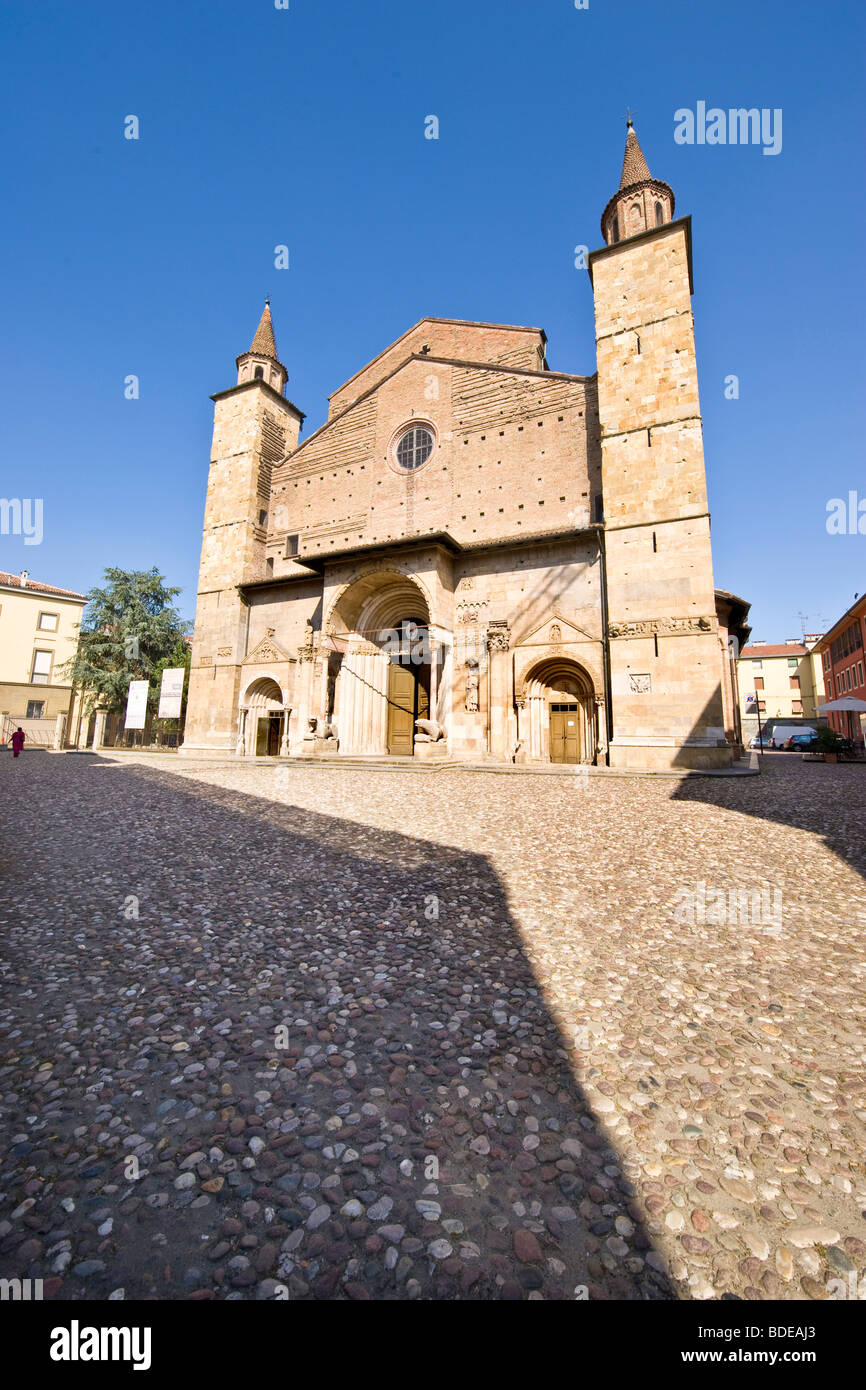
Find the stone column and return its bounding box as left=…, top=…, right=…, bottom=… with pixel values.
left=594, top=696, right=607, bottom=759
left=428, top=638, right=438, bottom=726
left=514, top=698, right=527, bottom=762
left=486, top=621, right=510, bottom=761
left=77, top=707, right=91, bottom=749
left=439, top=639, right=452, bottom=738
left=235, top=708, right=247, bottom=756
left=279, top=706, right=290, bottom=757
left=292, top=640, right=317, bottom=755
left=530, top=695, right=544, bottom=761
left=54, top=712, right=66, bottom=750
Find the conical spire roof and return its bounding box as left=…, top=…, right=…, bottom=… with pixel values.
left=250, top=300, right=278, bottom=360
left=619, top=118, right=652, bottom=189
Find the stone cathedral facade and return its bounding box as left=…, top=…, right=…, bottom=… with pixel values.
left=183, top=121, right=734, bottom=770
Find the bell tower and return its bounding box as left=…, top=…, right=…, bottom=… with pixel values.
left=589, top=120, right=729, bottom=769
left=235, top=299, right=289, bottom=394
left=182, top=302, right=303, bottom=754
left=601, top=116, right=675, bottom=246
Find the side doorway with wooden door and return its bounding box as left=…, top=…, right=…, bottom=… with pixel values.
left=256, top=713, right=282, bottom=756
left=387, top=660, right=429, bottom=755
left=549, top=702, right=581, bottom=763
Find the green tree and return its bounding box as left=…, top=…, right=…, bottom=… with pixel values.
left=60, top=567, right=191, bottom=713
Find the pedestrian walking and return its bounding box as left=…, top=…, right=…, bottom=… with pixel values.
left=11, top=727, right=25, bottom=758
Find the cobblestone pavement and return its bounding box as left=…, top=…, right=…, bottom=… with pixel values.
left=0, top=750, right=863, bottom=1301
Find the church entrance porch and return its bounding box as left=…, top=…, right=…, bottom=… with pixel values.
left=238, top=676, right=289, bottom=757
left=517, top=658, right=598, bottom=765
left=327, top=571, right=445, bottom=758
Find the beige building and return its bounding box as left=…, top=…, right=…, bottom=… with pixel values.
left=184, top=120, right=736, bottom=770
left=0, top=569, right=86, bottom=746
left=737, top=640, right=823, bottom=737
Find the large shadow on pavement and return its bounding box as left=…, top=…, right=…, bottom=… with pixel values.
left=0, top=753, right=673, bottom=1302
left=671, top=752, right=866, bottom=884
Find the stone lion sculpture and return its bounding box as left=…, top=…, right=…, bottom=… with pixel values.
left=415, top=718, right=445, bottom=742
left=304, top=716, right=338, bottom=747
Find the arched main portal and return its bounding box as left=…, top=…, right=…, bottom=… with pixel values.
left=239, top=676, right=287, bottom=757
left=326, top=572, right=440, bottom=756
left=518, top=657, right=597, bottom=764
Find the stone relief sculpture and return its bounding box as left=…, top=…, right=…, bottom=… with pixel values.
left=609, top=615, right=715, bottom=639
left=629, top=673, right=652, bottom=693
left=456, top=596, right=488, bottom=624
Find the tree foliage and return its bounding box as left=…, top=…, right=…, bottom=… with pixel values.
left=60, top=567, right=191, bottom=712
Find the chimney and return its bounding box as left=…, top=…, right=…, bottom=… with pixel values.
left=20, top=570, right=28, bottom=588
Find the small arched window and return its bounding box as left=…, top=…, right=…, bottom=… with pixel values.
left=612, top=215, right=620, bottom=244
left=655, top=201, right=664, bottom=227
left=254, top=365, right=264, bottom=380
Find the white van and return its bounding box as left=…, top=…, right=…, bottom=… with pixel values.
left=755, top=724, right=817, bottom=750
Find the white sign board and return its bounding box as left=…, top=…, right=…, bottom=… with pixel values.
left=157, top=667, right=185, bottom=720
left=124, top=680, right=149, bottom=730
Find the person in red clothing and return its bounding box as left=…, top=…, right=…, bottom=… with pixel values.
left=10, top=727, right=25, bottom=758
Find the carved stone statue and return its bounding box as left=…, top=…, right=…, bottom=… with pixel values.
left=465, top=659, right=479, bottom=713
left=304, top=715, right=338, bottom=749
left=415, top=718, right=444, bottom=742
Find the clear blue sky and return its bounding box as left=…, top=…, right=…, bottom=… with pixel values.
left=1, top=0, right=863, bottom=639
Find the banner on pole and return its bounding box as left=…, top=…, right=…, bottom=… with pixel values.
left=124, top=680, right=149, bottom=730
left=157, top=668, right=185, bottom=720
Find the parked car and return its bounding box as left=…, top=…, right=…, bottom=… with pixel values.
left=782, top=732, right=819, bottom=751
left=750, top=731, right=778, bottom=748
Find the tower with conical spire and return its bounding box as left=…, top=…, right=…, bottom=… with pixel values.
left=601, top=117, right=675, bottom=246
left=182, top=302, right=304, bottom=754
left=588, top=119, right=729, bottom=768
left=235, top=299, right=289, bottom=394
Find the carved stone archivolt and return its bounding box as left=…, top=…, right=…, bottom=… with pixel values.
left=609, top=615, right=716, bottom=639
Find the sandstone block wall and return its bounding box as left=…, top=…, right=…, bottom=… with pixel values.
left=592, top=222, right=728, bottom=766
